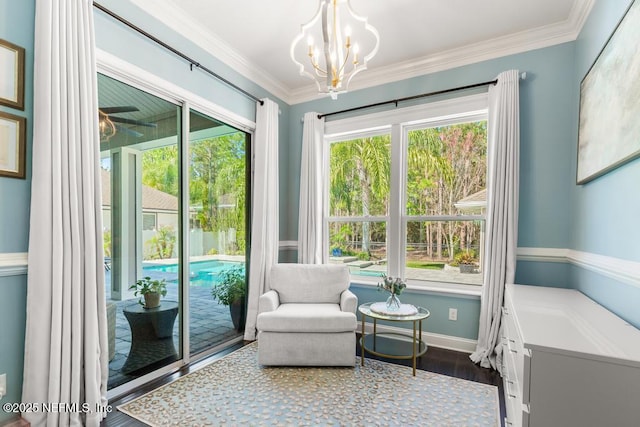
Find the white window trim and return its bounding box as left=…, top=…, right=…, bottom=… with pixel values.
left=324, top=93, right=489, bottom=293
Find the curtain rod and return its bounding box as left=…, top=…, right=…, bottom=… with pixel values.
left=92, top=2, right=263, bottom=105
left=318, top=79, right=498, bottom=120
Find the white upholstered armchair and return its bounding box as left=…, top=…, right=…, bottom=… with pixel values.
left=256, top=263, right=358, bottom=366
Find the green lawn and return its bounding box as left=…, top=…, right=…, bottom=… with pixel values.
left=405, top=261, right=445, bottom=270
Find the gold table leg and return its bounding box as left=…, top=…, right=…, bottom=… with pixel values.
left=412, top=320, right=417, bottom=376
left=361, top=312, right=365, bottom=367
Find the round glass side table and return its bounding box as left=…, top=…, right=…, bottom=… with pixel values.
left=358, top=302, right=430, bottom=376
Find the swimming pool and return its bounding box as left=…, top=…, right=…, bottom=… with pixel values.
left=143, top=259, right=245, bottom=287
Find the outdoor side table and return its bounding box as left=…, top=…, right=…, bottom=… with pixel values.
left=358, top=302, right=430, bottom=376
left=121, top=301, right=179, bottom=374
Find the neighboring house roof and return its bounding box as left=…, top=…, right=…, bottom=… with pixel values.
left=101, top=169, right=178, bottom=212
left=454, top=189, right=486, bottom=213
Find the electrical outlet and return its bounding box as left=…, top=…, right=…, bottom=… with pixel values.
left=0, top=373, right=6, bottom=400
left=448, top=308, right=458, bottom=321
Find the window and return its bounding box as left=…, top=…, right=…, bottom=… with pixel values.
left=324, top=94, right=487, bottom=287
left=327, top=133, right=390, bottom=276
left=142, top=213, right=157, bottom=231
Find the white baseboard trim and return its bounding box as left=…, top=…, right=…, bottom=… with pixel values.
left=358, top=321, right=477, bottom=354
left=0, top=252, right=28, bottom=277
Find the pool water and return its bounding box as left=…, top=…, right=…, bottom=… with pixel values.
left=143, top=260, right=244, bottom=287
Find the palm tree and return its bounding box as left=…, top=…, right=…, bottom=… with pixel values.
left=330, top=135, right=390, bottom=253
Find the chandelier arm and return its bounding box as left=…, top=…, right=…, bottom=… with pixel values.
left=321, top=1, right=333, bottom=90
left=336, top=46, right=351, bottom=81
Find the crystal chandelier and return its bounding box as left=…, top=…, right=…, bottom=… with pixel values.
left=290, top=0, right=379, bottom=99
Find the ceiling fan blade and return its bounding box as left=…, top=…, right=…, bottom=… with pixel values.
left=115, top=123, right=144, bottom=138
left=100, top=106, right=140, bottom=114
left=109, top=116, right=158, bottom=127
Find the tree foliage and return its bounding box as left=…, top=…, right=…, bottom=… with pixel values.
left=329, top=121, right=487, bottom=262
left=141, top=132, right=247, bottom=254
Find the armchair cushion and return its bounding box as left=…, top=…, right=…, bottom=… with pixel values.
left=257, top=303, right=356, bottom=333
left=269, top=263, right=350, bottom=304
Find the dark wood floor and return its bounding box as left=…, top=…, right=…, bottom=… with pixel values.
left=102, top=337, right=505, bottom=426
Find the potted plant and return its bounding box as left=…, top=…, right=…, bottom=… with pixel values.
left=130, top=276, right=167, bottom=309
left=454, top=252, right=478, bottom=274
left=211, top=266, right=247, bottom=331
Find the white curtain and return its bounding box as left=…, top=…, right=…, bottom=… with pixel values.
left=244, top=98, right=280, bottom=341
left=22, top=0, right=108, bottom=426
left=470, top=70, right=520, bottom=371
left=297, top=112, right=325, bottom=264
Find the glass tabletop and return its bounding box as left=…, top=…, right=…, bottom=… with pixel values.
left=358, top=302, right=430, bottom=321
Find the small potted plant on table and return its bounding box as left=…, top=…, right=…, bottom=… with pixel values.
left=377, top=274, right=407, bottom=311
left=130, top=276, right=167, bottom=309
left=211, top=266, right=247, bottom=331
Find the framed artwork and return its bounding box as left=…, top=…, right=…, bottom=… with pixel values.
left=0, top=111, right=26, bottom=179
left=0, top=38, right=25, bottom=110
left=577, top=0, right=640, bottom=184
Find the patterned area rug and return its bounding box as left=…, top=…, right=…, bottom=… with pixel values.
left=118, top=342, right=499, bottom=426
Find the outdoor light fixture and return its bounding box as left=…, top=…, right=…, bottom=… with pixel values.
left=290, top=0, right=379, bottom=99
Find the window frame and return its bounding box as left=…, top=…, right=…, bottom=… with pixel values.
left=323, top=93, right=488, bottom=292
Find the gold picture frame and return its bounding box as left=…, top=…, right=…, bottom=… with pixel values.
left=0, top=111, right=27, bottom=179
left=0, top=38, right=25, bottom=110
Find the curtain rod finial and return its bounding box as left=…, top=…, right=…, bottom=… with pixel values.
left=520, top=72, right=527, bottom=80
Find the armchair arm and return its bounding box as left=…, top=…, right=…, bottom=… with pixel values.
left=340, top=289, right=358, bottom=314
left=258, top=290, right=280, bottom=314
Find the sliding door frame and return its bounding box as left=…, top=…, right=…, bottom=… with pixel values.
left=98, top=50, right=256, bottom=400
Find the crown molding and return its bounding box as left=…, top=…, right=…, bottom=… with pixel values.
left=289, top=0, right=596, bottom=104
left=124, top=0, right=595, bottom=106
left=128, top=0, right=291, bottom=103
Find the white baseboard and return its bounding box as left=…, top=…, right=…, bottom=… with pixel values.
left=358, top=321, right=477, bottom=354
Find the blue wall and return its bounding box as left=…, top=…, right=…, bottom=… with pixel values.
left=0, top=0, right=33, bottom=422
left=569, top=0, right=640, bottom=327
left=0, top=0, right=33, bottom=252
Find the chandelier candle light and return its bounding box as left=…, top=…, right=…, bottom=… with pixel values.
left=291, top=0, right=379, bottom=99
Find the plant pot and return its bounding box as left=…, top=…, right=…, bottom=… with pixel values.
left=229, top=298, right=244, bottom=331
left=143, top=292, right=161, bottom=309
left=459, top=264, right=476, bottom=274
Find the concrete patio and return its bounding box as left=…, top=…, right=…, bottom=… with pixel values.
left=105, top=269, right=242, bottom=389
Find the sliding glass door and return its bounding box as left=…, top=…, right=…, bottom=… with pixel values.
left=187, top=109, right=248, bottom=358
left=99, top=73, right=250, bottom=392
left=99, top=73, right=183, bottom=390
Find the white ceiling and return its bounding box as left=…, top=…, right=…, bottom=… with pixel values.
left=130, top=0, right=595, bottom=104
